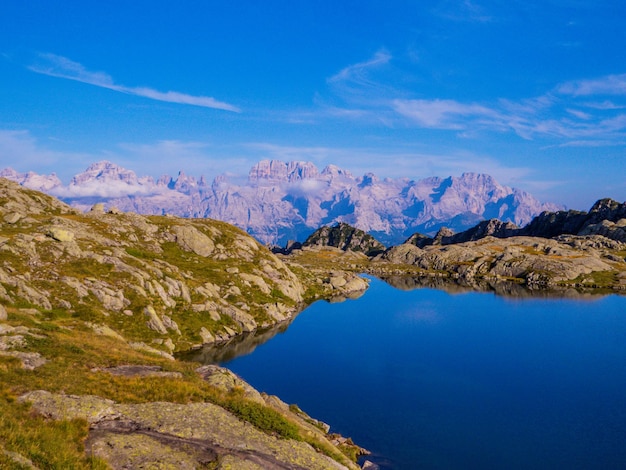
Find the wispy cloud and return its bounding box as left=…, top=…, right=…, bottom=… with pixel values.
left=557, top=74, right=626, bottom=96
left=327, top=50, right=392, bottom=85
left=392, top=99, right=500, bottom=129
left=0, top=129, right=96, bottom=179
left=29, top=53, right=240, bottom=112
left=433, top=0, right=493, bottom=23
left=319, top=52, right=626, bottom=146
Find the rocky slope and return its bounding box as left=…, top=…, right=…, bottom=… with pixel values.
left=2, top=160, right=560, bottom=246
left=0, top=178, right=369, bottom=469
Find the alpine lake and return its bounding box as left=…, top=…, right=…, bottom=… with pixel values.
left=182, top=276, right=626, bottom=469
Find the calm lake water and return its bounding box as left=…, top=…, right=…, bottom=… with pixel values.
left=188, top=277, right=626, bottom=469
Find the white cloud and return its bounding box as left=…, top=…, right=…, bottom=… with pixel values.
left=319, top=52, right=626, bottom=147
left=50, top=179, right=163, bottom=199
left=29, top=53, right=240, bottom=112
left=566, top=108, right=592, bottom=120
left=286, top=179, right=325, bottom=197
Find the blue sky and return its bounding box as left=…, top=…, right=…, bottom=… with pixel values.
left=1, top=0, right=625, bottom=209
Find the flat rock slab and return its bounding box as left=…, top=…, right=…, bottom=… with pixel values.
left=20, top=390, right=350, bottom=470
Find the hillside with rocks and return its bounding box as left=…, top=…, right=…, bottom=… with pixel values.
left=0, top=178, right=369, bottom=469
left=1, top=159, right=560, bottom=246
left=289, top=199, right=626, bottom=291
left=376, top=199, right=626, bottom=289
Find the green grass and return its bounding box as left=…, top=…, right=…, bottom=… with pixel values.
left=223, top=388, right=300, bottom=440
left=0, top=319, right=302, bottom=442
left=0, top=385, right=109, bottom=469
left=567, top=270, right=618, bottom=288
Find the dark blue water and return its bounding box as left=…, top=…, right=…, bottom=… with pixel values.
left=219, top=278, right=626, bottom=469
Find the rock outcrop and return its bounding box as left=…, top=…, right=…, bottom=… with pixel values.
left=300, top=222, right=386, bottom=256
left=400, top=198, right=626, bottom=247
left=375, top=235, right=626, bottom=288
left=20, top=386, right=356, bottom=470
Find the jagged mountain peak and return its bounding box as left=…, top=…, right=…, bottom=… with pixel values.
left=70, top=160, right=143, bottom=186
left=0, top=167, right=63, bottom=192
left=2, top=159, right=563, bottom=246
left=248, top=159, right=322, bottom=183
left=321, top=164, right=353, bottom=179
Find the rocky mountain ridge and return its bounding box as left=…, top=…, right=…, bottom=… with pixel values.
left=403, top=198, right=626, bottom=247
left=1, top=159, right=561, bottom=246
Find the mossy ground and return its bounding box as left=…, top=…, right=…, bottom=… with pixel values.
left=0, top=307, right=356, bottom=468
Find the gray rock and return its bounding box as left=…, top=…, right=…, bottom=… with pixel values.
left=144, top=306, right=167, bottom=334
left=0, top=351, right=47, bottom=370
left=4, top=212, right=23, bottom=224
left=172, top=224, right=215, bottom=257
left=47, top=227, right=75, bottom=242
left=90, top=203, right=105, bottom=214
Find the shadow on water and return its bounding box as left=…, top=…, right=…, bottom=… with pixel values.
left=176, top=319, right=294, bottom=364
left=178, top=289, right=368, bottom=364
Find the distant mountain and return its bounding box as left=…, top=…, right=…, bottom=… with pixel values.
left=1, top=160, right=561, bottom=246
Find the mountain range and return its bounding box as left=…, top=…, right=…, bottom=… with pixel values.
left=1, top=160, right=561, bottom=246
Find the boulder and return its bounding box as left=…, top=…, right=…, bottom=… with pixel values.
left=172, top=225, right=215, bottom=257
left=3, top=212, right=23, bottom=224
left=144, top=306, right=167, bottom=334
left=196, top=365, right=265, bottom=404
left=47, top=227, right=75, bottom=242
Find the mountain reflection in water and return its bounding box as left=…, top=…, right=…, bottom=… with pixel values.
left=379, top=274, right=621, bottom=299
left=179, top=289, right=366, bottom=364
left=181, top=276, right=620, bottom=365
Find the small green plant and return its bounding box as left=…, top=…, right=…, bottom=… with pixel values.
left=223, top=393, right=301, bottom=440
